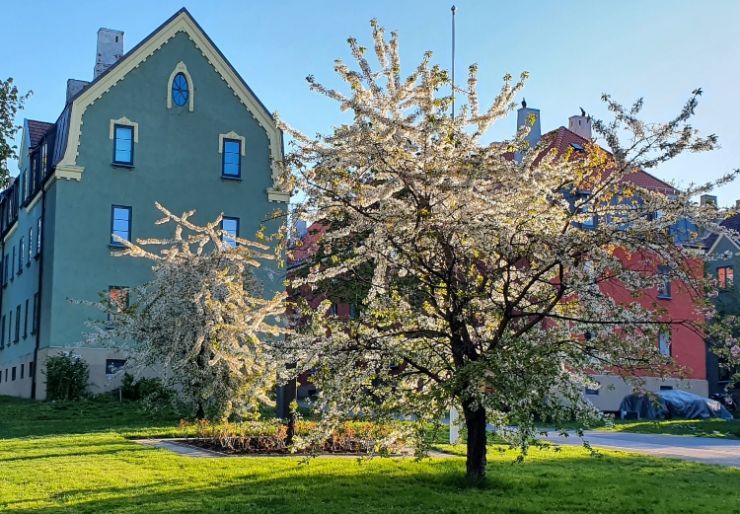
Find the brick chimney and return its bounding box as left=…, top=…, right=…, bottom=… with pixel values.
left=94, top=28, right=124, bottom=78
left=568, top=107, right=592, bottom=140
left=700, top=194, right=717, bottom=207
left=515, top=99, right=541, bottom=162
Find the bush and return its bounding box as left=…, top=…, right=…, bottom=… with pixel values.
left=120, top=373, right=174, bottom=411
left=45, top=352, right=89, bottom=401
left=187, top=419, right=409, bottom=455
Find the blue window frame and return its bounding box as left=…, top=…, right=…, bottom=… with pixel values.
left=111, top=205, right=132, bottom=245
left=18, top=238, right=23, bottom=275
left=14, top=305, right=20, bottom=342
left=222, top=139, right=241, bottom=178
left=221, top=217, right=239, bottom=248
left=113, top=125, right=134, bottom=165
left=172, top=73, right=189, bottom=107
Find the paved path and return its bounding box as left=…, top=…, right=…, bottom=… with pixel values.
left=541, top=431, right=740, bottom=467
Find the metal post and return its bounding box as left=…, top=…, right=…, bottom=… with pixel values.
left=451, top=5, right=456, bottom=119
left=449, top=406, right=460, bottom=444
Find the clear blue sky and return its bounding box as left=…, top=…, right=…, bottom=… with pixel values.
left=3, top=0, right=739, bottom=204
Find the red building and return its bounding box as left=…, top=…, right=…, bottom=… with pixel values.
left=288, top=105, right=708, bottom=412
left=530, top=107, right=707, bottom=411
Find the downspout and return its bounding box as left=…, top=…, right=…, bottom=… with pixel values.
left=30, top=188, right=45, bottom=400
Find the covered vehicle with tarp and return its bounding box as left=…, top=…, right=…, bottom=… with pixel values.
left=619, top=390, right=733, bottom=420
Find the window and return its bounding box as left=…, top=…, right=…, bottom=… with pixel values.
left=657, top=266, right=671, bottom=299
left=36, top=217, right=42, bottom=256
left=29, top=361, right=33, bottom=378
left=111, top=206, right=132, bottom=245
left=17, top=238, right=23, bottom=275
left=658, top=327, right=671, bottom=356
left=171, top=73, right=189, bottom=107
left=222, top=139, right=241, bottom=178
left=105, top=358, right=127, bottom=375
left=718, top=266, right=734, bottom=289
left=31, top=293, right=38, bottom=335
left=14, top=305, right=20, bottom=342
left=11, top=366, right=16, bottom=381
left=329, top=303, right=338, bottom=316
left=108, top=286, right=129, bottom=322
left=349, top=303, right=359, bottom=319
left=113, top=125, right=134, bottom=165
left=167, top=63, right=194, bottom=111
left=23, top=299, right=28, bottom=339
left=41, top=143, right=48, bottom=177
left=8, top=310, right=12, bottom=344
left=10, top=246, right=15, bottom=281
left=2, top=254, right=6, bottom=287
left=659, top=385, right=673, bottom=391
left=27, top=227, right=32, bottom=265
left=575, top=194, right=596, bottom=229
left=20, top=363, right=24, bottom=379
left=221, top=217, right=239, bottom=248
left=1, top=315, right=4, bottom=348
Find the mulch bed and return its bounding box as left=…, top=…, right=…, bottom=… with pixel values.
left=182, top=437, right=408, bottom=456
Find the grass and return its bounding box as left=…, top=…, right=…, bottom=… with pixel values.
left=596, top=418, right=740, bottom=439
left=1, top=396, right=739, bottom=513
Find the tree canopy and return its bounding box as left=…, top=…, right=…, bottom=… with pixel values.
left=279, top=20, right=738, bottom=480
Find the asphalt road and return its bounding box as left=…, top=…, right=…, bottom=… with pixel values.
left=542, top=431, right=740, bottom=467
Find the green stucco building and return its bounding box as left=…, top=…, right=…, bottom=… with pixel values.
left=0, top=9, right=288, bottom=399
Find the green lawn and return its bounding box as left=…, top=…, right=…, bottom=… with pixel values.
left=596, top=418, right=740, bottom=439
left=1, top=396, right=739, bottom=513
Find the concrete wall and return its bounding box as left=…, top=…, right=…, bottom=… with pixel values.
left=584, top=374, right=708, bottom=412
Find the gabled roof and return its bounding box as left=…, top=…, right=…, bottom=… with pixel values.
left=704, top=213, right=740, bottom=253
left=26, top=119, right=54, bottom=148
left=542, top=126, right=678, bottom=195
left=57, top=8, right=287, bottom=201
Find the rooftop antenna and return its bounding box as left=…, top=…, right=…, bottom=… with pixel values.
left=451, top=5, right=456, bottom=119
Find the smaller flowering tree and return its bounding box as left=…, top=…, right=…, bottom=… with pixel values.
left=86, top=203, right=286, bottom=419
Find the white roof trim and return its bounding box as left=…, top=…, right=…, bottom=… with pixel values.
left=707, top=232, right=740, bottom=256
left=58, top=10, right=288, bottom=202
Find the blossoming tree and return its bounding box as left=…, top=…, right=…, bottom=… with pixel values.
left=279, top=21, right=738, bottom=481
left=88, top=203, right=287, bottom=420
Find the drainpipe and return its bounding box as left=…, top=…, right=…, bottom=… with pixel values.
left=30, top=188, right=45, bottom=400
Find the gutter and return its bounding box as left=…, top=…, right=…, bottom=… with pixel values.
left=30, top=188, right=46, bottom=400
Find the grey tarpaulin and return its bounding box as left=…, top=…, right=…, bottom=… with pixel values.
left=619, top=390, right=733, bottom=420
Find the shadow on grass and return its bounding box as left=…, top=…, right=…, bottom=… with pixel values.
left=3, top=443, right=740, bottom=514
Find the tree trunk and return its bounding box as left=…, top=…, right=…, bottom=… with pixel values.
left=195, top=402, right=205, bottom=420
left=462, top=401, right=487, bottom=482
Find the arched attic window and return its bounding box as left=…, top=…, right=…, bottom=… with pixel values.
left=167, top=62, right=194, bottom=112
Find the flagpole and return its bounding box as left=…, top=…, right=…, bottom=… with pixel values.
left=451, top=5, right=456, bottom=119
